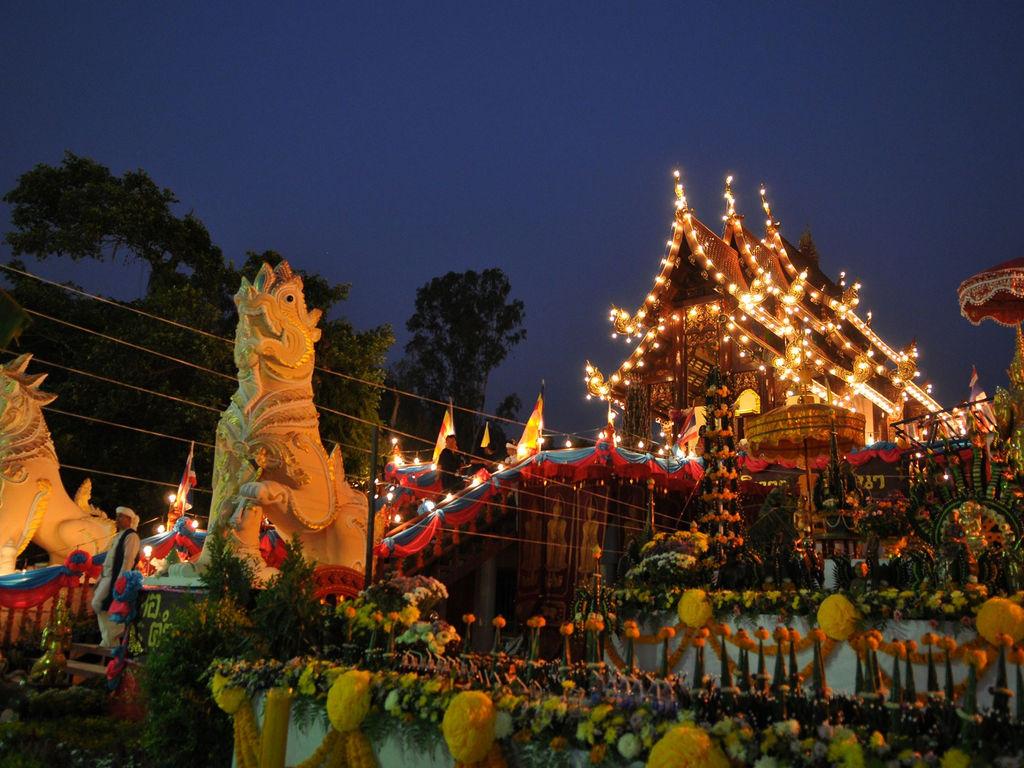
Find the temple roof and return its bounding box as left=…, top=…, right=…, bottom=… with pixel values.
left=585, top=174, right=940, bottom=421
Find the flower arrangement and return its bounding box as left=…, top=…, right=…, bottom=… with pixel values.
left=208, top=655, right=1024, bottom=767
left=616, top=582, right=1001, bottom=624
left=395, top=618, right=461, bottom=656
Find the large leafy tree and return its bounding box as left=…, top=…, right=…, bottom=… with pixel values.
left=2, top=153, right=391, bottom=551
left=393, top=269, right=525, bottom=449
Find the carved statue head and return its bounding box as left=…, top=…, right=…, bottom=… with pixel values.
left=0, top=354, right=58, bottom=476
left=0, top=353, right=57, bottom=417
left=235, top=261, right=323, bottom=379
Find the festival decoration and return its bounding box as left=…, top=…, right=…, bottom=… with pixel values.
left=28, top=594, right=70, bottom=684
left=442, top=691, right=502, bottom=767
left=697, top=367, right=743, bottom=554
left=958, top=257, right=1024, bottom=327
left=676, top=588, right=712, bottom=629
left=326, top=670, right=377, bottom=768
left=0, top=354, right=115, bottom=574
left=108, top=569, right=143, bottom=624
left=975, top=596, right=1024, bottom=645
left=816, top=593, right=860, bottom=640
left=190, top=261, right=372, bottom=574
left=646, top=723, right=730, bottom=768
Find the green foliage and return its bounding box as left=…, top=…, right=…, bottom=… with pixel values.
left=199, top=527, right=258, bottom=607
left=0, top=716, right=144, bottom=768
left=392, top=268, right=525, bottom=444
left=141, top=598, right=256, bottom=768
left=23, top=686, right=106, bottom=719
left=1, top=153, right=391, bottom=523
left=252, top=537, right=327, bottom=659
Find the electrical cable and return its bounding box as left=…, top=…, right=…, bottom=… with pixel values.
left=1, top=262, right=610, bottom=443
left=1, top=348, right=668, bottom=530
left=4, top=296, right=680, bottom=525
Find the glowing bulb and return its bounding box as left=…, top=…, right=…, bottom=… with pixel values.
left=157, top=524, right=166, bottom=534
left=142, top=545, right=153, bottom=558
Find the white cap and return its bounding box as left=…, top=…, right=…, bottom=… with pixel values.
left=115, top=506, right=139, bottom=529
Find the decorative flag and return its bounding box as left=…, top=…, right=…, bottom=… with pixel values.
left=968, top=366, right=997, bottom=433
left=675, top=408, right=700, bottom=456
left=173, top=442, right=197, bottom=513
left=432, top=405, right=455, bottom=464
left=481, top=422, right=491, bottom=448
left=517, top=389, right=544, bottom=458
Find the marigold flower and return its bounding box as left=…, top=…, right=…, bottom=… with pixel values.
left=492, top=615, right=507, bottom=629
left=966, top=649, right=987, bottom=670
left=756, top=627, right=770, bottom=640
left=657, top=626, right=676, bottom=640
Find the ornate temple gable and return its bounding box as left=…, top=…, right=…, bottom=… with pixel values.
left=585, top=174, right=941, bottom=429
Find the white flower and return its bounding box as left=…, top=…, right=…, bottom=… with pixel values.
left=494, top=711, right=513, bottom=740
left=383, top=689, right=400, bottom=713
left=617, top=733, right=642, bottom=760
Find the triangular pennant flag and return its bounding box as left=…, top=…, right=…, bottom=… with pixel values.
left=481, top=422, right=491, bottom=448
left=516, top=389, right=544, bottom=459
left=432, top=405, right=455, bottom=464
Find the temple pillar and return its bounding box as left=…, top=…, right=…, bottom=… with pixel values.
left=472, top=556, right=497, bottom=652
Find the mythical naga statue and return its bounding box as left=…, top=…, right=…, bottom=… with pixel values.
left=194, top=261, right=370, bottom=574
left=0, top=355, right=115, bottom=574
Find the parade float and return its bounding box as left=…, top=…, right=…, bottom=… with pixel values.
left=186, top=179, right=1024, bottom=767
left=3, top=180, right=1024, bottom=767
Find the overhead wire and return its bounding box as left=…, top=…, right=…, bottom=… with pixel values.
left=0, top=262, right=609, bottom=444
left=4, top=271, right=687, bottom=526
left=0, top=344, right=669, bottom=531
left=60, top=462, right=211, bottom=494
left=3, top=310, right=665, bottom=525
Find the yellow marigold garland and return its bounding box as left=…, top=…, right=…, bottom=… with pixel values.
left=326, top=670, right=378, bottom=768
left=677, top=589, right=713, bottom=629
left=647, top=723, right=730, bottom=768
left=442, top=690, right=506, bottom=767
left=817, top=594, right=861, bottom=640
left=976, top=597, right=1024, bottom=645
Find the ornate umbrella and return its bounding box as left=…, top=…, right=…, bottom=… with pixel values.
left=958, top=257, right=1024, bottom=326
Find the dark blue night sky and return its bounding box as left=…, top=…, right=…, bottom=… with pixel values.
left=2, top=2, right=1022, bottom=436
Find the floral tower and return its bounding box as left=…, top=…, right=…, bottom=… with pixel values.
left=698, top=367, right=743, bottom=559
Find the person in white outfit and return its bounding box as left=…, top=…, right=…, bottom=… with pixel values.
left=91, top=506, right=140, bottom=649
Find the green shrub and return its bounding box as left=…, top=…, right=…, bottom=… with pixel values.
left=24, top=686, right=106, bottom=719
left=200, top=527, right=258, bottom=607
left=252, top=537, right=326, bottom=659
left=0, top=716, right=143, bottom=767
left=141, top=598, right=256, bottom=768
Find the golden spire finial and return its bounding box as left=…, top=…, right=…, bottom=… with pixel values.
left=723, top=175, right=736, bottom=221
left=759, top=183, right=776, bottom=231
left=673, top=169, right=687, bottom=211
